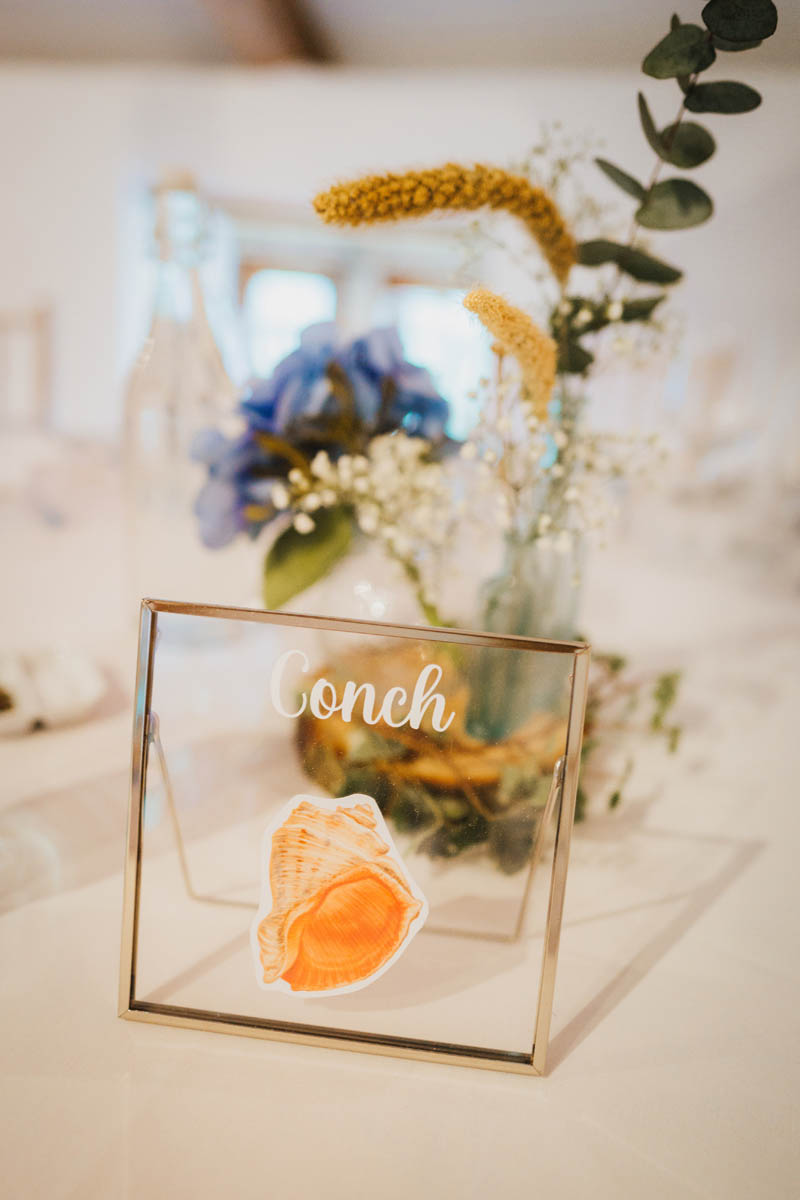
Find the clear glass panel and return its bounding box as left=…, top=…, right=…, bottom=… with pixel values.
left=243, top=269, right=338, bottom=377
left=134, top=610, right=578, bottom=1058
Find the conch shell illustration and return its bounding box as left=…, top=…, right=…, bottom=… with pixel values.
left=252, top=794, right=428, bottom=995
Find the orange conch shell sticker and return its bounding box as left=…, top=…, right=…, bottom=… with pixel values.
left=251, top=794, right=428, bottom=996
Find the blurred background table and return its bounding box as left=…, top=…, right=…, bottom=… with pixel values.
left=2, top=427, right=798, bottom=1198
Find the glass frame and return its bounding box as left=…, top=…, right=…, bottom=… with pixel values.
left=119, top=599, right=590, bottom=1075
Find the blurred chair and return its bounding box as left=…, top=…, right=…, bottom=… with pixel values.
left=0, top=306, right=53, bottom=431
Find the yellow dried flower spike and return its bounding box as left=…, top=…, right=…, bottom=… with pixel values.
left=463, top=288, right=557, bottom=421
left=314, top=164, right=576, bottom=286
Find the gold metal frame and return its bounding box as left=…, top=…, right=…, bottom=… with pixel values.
left=119, top=599, right=590, bottom=1076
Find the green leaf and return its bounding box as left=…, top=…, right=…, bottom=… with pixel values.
left=660, top=121, right=716, bottom=166
left=557, top=339, right=594, bottom=374
left=419, top=811, right=489, bottom=859
left=642, top=24, right=716, bottom=79
left=651, top=671, right=682, bottom=730
left=670, top=12, right=681, bottom=30
left=683, top=79, right=761, bottom=112
left=263, top=504, right=353, bottom=610
left=390, top=786, right=436, bottom=833
left=711, top=33, right=762, bottom=49
left=594, top=157, right=646, bottom=200
left=498, top=763, right=544, bottom=809
left=577, top=239, right=683, bottom=284
left=638, top=93, right=715, bottom=167
left=636, top=179, right=713, bottom=229
left=701, top=0, right=777, bottom=42
left=338, top=767, right=391, bottom=810
left=638, top=92, right=664, bottom=157
left=489, top=807, right=540, bottom=875
left=621, top=295, right=666, bottom=322
left=346, top=728, right=408, bottom=766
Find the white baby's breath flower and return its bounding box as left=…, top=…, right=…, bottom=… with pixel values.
left=270, top=482, right=290, bottom=509
left=574, top=307, right=592, bottom=329
left=553, top=429, right=568, bottom=449
left=551, top=463, right=565, bottom=478
left=287, top=467, right=306, bottom=487
left=292, top=513, right=315, bottom=535
left=319, top=488, right=337, bottom=506
left=310, top=450, right=332, bottom=479
left=336, top=454, right=353, bottom=483
left=357, top=506, right=379, bottom=535
left=460, top=441, right=478, bottom=460
left=606, top=300, right=623, bottom=321
left=301, top=492, right=321, bottom=512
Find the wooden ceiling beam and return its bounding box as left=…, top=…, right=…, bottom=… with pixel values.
left=200, top=0, right=328, bottom=64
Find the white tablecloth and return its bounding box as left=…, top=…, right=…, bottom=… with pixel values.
left=1, top=450, right=798, bottom=1198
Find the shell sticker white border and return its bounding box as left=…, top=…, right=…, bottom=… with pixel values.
left=250, top=792, right=429, bottom=998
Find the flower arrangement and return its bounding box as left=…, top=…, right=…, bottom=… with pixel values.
left=194, top=0, right=778, bottom=861
left=193, top=322, right=452, bottom=613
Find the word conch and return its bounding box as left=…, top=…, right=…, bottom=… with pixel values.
left=269, top=649, right=456, bottom=733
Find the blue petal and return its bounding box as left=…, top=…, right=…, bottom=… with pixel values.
left=299, top=321, right=340, bottom=355
left=190, top=427, right=230, bottom=465
left=194, top=479, right=244, bottom=548
left=357, top=326, right=403, bottom=375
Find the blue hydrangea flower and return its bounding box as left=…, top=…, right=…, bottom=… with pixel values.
left=193, top=322, right=449, bottom=549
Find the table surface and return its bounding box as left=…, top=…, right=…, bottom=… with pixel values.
left=2, top=441, right=799, bottom=1200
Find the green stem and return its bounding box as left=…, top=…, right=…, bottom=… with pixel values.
left=396, top=555, right=450, bottom=628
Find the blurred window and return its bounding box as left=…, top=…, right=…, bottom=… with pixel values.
left=243, top=268, right=338, bottom=378
left=375, top=283, right=491, bottom=440
left=240, top=262, right=490, bottom=439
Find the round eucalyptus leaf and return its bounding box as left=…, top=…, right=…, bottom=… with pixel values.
left=577, top=239, right=683, bottom=283
left=621, top=295, right=666, bottom=322
left=684, top=80, right=762, bottom=112
left=636, top=179, right=713, bottom=229
left=660, top=121, right=716, bottom=166
left=595, top=157, right=646, bottom=200
left=701, top=0, right=777, bottom=42
left=638, top=92, right=665, bottom=157
left=711, top=33, right=762, bottom=50
left=557, top=340, right=594, bottom=375
left=642, top=24, right=716, bottom=79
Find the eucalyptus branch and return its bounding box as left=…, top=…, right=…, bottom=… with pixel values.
left=552, top=0, right=778, bottom=378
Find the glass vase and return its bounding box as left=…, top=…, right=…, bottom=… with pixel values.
left=466, top=531, right=583, bottom=741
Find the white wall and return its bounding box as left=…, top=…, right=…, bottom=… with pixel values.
left=0, top=62, right=797, bottom=441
